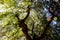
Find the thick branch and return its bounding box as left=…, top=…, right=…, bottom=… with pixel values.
left=37, top=7, right=55, bottom=40
left=22, top=5, right=30, bottom=22
left=15, top=5, right=32, bottom=40
left=21, top=23, right=32, bottom=40
left=37, top=16, right=54, bottom=40
left=15, top=0, right=33, bottom=40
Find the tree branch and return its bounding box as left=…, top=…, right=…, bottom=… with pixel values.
left=37, top=7, right=55, bottom=40
left=15, top=5, right=32, bottom=40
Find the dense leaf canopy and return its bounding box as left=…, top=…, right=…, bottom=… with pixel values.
left=0, top=0, right=60, bottom=40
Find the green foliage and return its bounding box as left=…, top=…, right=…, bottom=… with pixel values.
left=0, top=0, right=59, bottom=40
left=0, top=0, right=46, bottom=40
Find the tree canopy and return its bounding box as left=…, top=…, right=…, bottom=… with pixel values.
left=0, top=0, right=60, bottom=40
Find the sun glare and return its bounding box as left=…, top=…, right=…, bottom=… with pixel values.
left=0, top=4, right=5, bottom=12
